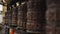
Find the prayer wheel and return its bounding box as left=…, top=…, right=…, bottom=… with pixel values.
left=12, top=5, right=18, bottom=26
left=17, top=3, right=27, bottom=30
left=46, top=0, right=60, bottom=34
left=27, top=0, right=46, bottom=34
left=8, top=7, right=12, bottom=25
left=5, top=12, right=9, bottom=25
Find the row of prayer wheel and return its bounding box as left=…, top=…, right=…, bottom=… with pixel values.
left=4, top=0, right=60, bottom=34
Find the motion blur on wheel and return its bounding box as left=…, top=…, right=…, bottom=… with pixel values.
left=0, top=0, right=60, bottom=34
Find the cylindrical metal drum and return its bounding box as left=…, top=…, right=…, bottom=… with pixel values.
left=46, top=10, right=56, bottom=34
left=8, top=7, right=12, bottom=25
left=5, top=12, right=9, bottom=25
left=46, top=0, right=59, bottom=34
left=27, top=11, right=41, bottom=32
left=55, top=1, right=60, bottom=34
left=56, top=9, right=60, bottom=34
left=17, top=3, right=27, bottom=30
left=12, top=6, right=18, bottom=26
left=27, top=0, right=46, bottom=33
